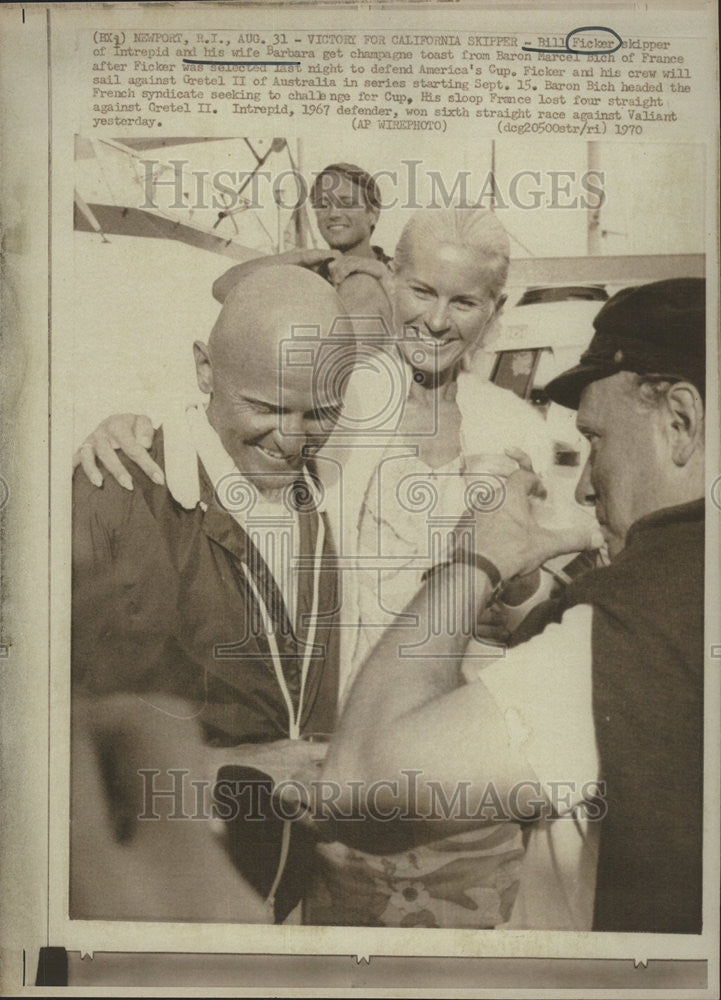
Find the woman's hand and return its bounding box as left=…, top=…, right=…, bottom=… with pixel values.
left=73, top=413, right=161, bottom=490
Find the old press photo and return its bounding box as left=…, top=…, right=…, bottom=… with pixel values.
left=0, top=1, right=719, bottom=994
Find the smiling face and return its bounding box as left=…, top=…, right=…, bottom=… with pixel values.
left=574, top=373, right=670, bottom=558
left=198, top=351, right=345, bottom=494
left=196, top=267, right=350, bottom=495
left=392, top=237, right=500, bottom=376
left=313, top=174, right=379, bottom=254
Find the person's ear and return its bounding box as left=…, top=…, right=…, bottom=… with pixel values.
left=193, top=341, right=214, bottom=394
left=367, top=206, right=380, bottom=234
left=665, top=381, right=704, bottom=466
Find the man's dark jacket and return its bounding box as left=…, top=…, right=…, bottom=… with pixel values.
left=513, top=500, right=704, bottom=934
left=72, top=429, right=340, bottom=745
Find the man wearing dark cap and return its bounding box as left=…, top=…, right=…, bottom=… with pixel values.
left=321, top=277, right=705, bottom=933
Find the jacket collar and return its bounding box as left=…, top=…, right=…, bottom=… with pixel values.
left=197, top=460, right=253, bottom=562
left=163, top=403, right=325, bottom=561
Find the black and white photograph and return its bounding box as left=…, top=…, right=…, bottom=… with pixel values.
left=68, top=134, right=707, bottom=931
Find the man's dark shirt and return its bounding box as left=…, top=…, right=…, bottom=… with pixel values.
left=72, top=429, right=340, bottom=745
left=513, top=500, right=704, bottom=933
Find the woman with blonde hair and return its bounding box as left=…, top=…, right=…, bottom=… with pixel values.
left=298, top=207, right=553, bottom=928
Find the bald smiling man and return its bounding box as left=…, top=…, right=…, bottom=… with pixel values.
left=71, top=266, right=355, bottom=923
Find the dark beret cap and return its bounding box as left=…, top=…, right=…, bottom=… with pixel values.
left=545, top=277, right=706, bottom=409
